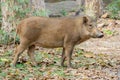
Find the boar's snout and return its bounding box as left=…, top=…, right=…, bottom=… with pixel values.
left=96, top=31, right=104, bottom=38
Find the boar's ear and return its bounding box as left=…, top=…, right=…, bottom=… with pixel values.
left=83, top=16, right=89, bottom=24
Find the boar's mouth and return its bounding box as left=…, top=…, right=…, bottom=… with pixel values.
left=91, top=32, right=104, bottom=38
left=95, top=33, right=104, bottom=38
left=97, top=34, right=104, bottom=38
left=91, top=30, right=104, bottom=38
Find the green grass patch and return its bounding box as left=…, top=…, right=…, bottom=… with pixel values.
left=103, top=29, right=114, bottom=35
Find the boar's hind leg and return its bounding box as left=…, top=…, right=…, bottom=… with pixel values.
left=27, top=45, right=37, bottom=66
left=61, top=48, right=66, bottom=67
left=13, top=42, right=28, bottom=66
left=64, top=44, right=74, bottom=68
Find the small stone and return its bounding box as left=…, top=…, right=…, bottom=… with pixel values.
left=97, top=23, right=105, bottom=28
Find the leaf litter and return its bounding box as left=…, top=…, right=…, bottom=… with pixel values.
left=0, top=45, right=120, bottom=80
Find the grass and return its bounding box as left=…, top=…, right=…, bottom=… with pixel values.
left=103, top=29, right=114, bottom=35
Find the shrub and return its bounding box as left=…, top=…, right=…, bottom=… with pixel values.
left=60, top=9, right=68, bottom=16
left=0, top=30, right=19, bottom=45
left=106, top=0, right=120, bottom=19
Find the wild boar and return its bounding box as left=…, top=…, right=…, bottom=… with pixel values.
left=12, top=16, right=103, bottom=68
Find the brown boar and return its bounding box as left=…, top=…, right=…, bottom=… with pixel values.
left=12, top=16, right=103, bottom=68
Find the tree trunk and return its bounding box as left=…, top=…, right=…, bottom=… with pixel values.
left=29, top=0, right=48, bottom=16
left=1, top=0, right=9, bottom=32
left=1, top=0, right=8, bottom=31
left=84, top=0, right=104, bottom=19
left=30, top=0, right=45, bottom=10
left=1, top=0, right=15, bottom=32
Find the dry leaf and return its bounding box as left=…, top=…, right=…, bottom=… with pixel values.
left=83, top=53, right=95, bottom=58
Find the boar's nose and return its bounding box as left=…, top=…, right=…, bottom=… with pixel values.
left=98, top=31, right=104, bottom=38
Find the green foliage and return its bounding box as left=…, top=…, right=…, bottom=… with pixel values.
left=32, top=9, right=48, bottom=17
left=60, top=9, right=68, bottom=16
left=0, top=30, right=19, bottom=45
left=0, top=72, right=7, bottom=78
left=16, top=0, right=29, bottom=4
left=52, top=69, right=65, bottom=77
left=4, top=50, right=13, bottom=56
left=76, top=49, right=84, bottom=55
left=9, top=0, right=30, bottom=20
left=103, top=29, right=114, bottom=35
left=0, top=30, right=10, bottom=44
left=16, top=63, right=25, bottom=68
left=106, top=0, right=120, bottom=19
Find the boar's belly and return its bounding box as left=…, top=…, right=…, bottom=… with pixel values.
left=35, top=40, right=63, bottom=48
left=35, top=37, right=64, bottom=48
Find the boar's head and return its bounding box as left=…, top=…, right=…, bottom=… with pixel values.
left=82, top=16, right=104, bottom=38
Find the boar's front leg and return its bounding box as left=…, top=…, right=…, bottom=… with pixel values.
left=64, top=43, right=74, bottom=68
left=27, top=45, right=37, bottom=66
left=61, top=48, right=65, bottom=67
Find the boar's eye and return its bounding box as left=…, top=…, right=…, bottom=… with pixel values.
left=89, top=24, right=92, bottom=26
left=89, top=24, right=93, bottom=29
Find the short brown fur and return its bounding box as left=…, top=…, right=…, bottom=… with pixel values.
left=13, top=16, right=103, bottom=68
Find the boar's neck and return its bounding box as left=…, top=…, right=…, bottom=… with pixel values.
left=79, top=31, right=91, bottom=43
left=76, top=24, right=91, bottom=44
left=76, top=35, right=90, bottom=44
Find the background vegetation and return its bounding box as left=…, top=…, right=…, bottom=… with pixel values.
left=106, top=0, right=120, bottom=19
